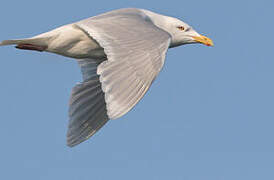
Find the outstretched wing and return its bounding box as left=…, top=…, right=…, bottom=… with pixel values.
left=67, top=58, right=109, bottom=147
left=76, top=9, right=171, bottom=119
left=68, top=9, right=171, bottom=146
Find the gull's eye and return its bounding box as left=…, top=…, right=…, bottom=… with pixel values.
left=177, top=26, right=185, bottom=31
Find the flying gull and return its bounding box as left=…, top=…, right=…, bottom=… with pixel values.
left=0, top=8, right=213, bottom=147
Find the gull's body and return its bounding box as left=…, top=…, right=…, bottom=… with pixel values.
left=0, top=8, right=213, bottom=147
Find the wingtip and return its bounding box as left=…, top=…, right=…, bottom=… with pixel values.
left=66, top=141, right=77, bottom=148
left=66, top=135, right=86, bottom=147
left=66, top=133, right=79, bottom=147
left=66, top=129, right=88, bottom=148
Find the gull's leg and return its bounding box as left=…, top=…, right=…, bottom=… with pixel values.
left=16, top=43, right=47, bottom=52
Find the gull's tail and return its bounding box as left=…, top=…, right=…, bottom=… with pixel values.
left=0, top=37, right=44, bottom=46
left=0, top=39, right=24, bottom=46
left=0, top=37, right=48, bottom=51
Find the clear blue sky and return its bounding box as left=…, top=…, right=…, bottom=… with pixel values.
left=0, top=0, right=273, bottom=179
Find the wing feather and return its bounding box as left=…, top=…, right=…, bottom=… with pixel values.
left=67, top=58, right=108, bottom=147
left=67, top=9, right=171, bottom=146
left=76, top=8, right=171, bottom=119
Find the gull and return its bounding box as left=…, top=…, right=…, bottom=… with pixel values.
left=0, top=8, right=213, bottom=147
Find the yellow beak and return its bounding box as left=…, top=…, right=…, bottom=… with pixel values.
left=192, top=35, right=214, bottom=46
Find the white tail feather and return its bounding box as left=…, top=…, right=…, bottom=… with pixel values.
left=0, top=37, right=49, bottom=47
left=0, top=39, right=24, bottom=46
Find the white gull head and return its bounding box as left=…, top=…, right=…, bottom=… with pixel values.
left=141, top=9, right=213, bottom=48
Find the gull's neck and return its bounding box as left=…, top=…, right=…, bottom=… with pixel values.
left=140, top=9, right=170, bottom=30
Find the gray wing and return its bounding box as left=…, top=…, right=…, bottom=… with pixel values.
left=67, top=58, right=109, bottom=147
left=68, top=9, right=171, bottom=146
left=76, top=9, right=171, bottom=119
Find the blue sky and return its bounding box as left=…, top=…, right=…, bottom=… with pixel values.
left=0, top=0, right=273, bottom=179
